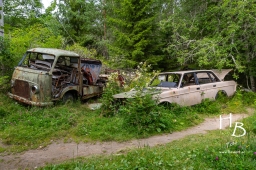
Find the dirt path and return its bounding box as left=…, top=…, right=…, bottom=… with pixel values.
left=0, top=113, right=250, bottom=170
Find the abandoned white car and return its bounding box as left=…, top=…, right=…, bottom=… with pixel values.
left=113, top=70, right=237, bottom=106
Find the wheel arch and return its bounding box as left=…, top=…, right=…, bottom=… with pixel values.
left=215, top=90, right=227, bottom=99
left=60, top=87, right=79, bottom=99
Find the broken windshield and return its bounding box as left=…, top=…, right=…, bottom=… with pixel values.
left=18, top=52, right=55, bottom=71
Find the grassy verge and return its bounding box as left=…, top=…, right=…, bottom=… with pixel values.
left=41, top=112, right=256, bottom=169
left=0, top=90, right=255, bottom=153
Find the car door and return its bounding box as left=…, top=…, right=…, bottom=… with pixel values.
left=178, top=72, right=202, bottom=106
left=196, top=71, right=219, bottom=101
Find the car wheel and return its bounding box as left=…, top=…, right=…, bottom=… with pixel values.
left=159, top=102, right=178, bottom=110
left=215, top=90, right=227, bottom=100
left=63, top=92, right=74, bottom=104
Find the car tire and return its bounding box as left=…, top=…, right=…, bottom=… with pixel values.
left=159, top=102, right=178, bottom=110
left=62, top=92, right=75, bottom=104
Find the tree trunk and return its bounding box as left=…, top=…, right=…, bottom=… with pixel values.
left=246, top=51, right=255, bottom=91
left=249, top=74, right=256, bottom=92
left=0, top=0, right=4, bottom=37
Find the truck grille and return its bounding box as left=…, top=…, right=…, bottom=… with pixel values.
left=13, top=80, right=30, bottom=99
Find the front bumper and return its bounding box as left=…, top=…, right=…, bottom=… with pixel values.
left=8, top=92, right=53, bottom=106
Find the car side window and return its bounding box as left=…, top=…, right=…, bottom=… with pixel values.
left=208, top=72, right=220, bottom=82
left=182, top=73, right=196, bottom=87
left=196, top=72, right=212, bottom=84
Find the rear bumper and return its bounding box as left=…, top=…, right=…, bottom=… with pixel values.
left=8, top=92, right=53, bottom=106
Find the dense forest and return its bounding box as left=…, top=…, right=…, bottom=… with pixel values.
left=1, top=0, right=256, bottom=90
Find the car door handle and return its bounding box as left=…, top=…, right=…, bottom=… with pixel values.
left=213, top=85, right=216, bottom=87
left=197, top=88, right=200, bottom=90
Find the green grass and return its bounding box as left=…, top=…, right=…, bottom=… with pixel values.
left=0, top=90, right=255, bottom=153
left=0, top=95, right=203, bottom=153
left=41, top=112, right=256, bottom=170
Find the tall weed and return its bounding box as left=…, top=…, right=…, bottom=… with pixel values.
left=100, top=62, right=157, bottom=116
left=119, top=93, right=172, bottom=135
left=123, top=62, right=157, bottom=91
left=100, top=72, right=123, bottom=116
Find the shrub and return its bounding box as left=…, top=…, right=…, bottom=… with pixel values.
left=65, top=43, right=97, bottom=58
left=0, top=37, right=13, bottom=92
left=123, top=62, right=158, bottom=91
left=100, top=72, right=123, bottom=116
left=194, top=98, right=221, bottom=115
left=100, top=62, right=157, bottom=117
left=119, top=92, right=171, bottom=135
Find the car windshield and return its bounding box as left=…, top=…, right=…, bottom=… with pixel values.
left=18, top=52, right=56, bottom=70
left=149, top=73, right=181, bottom=88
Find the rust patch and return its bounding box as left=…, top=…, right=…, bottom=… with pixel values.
left=9, top=48, right=107, bottom=105
left=13, top=80, right=30, bottom=99
left=31, top=94, right=39, bottom=102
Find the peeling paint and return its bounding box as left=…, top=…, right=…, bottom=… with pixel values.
left=8, top=48, right=107, bottom=106
left=113, top=70, right=237, bottom=106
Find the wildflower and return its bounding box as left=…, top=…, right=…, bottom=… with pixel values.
left=254, top=152, right=256, bottom=155
left=215, top=156, right=219, bottom=160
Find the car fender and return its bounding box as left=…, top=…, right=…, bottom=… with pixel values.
left=60, top=86, right=79, bottom=99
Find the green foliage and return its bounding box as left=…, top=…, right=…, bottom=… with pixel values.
left=42, top=113, right=256, bottom=170
left=124, top=62, right=157, bottom=91
left=0, top=76, right=10, bottom=92
left=0, top=37, right=11, bottom=59
left=0, top=37, right=13, bottom=92
left=4, top=0, right=43, bottom=30
left=160, top=0, right=256, bottom=88
left=9, top=24, right=63, bottom=62
left=65, top=43, right=97, bottom=58
left=100, top=62, right=156, bottom=117
left=57, top=0, right=102, bottom=47
left=119, top=93, right=171, bottom=135
left=0, top=36, right=13, bottom=76
left=194, top=98, right=221, bottom=114
left=107, top=0, right=163, bottom=68
left=100, top=72, right=123, bottom=116
left=0, top=95, right=82, bottom=152
left=1, top=88, right=255, bottom=154
left=101, top=62, right=201, bottom=135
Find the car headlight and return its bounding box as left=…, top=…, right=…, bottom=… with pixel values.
left=11, top=80, right=15, bottom=87
left=31, top=85, right=39, bottom=94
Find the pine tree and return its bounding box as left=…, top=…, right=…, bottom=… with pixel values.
left=57, top=0, right=102, bottom=47
left=107, top=0, right=162, bottom=68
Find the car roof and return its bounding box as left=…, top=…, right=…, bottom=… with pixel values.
left=158, top=69, right=232, bottom=80
left=27, top=48, right=80, bottom=57
left=159, top=70, right=214, bottom=74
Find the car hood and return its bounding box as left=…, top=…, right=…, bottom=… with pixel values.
left=113, top=88, right=162, bottom=99
left=113, top=90, right=138, bottom=99
left=211, top=69, right=232, bottom=81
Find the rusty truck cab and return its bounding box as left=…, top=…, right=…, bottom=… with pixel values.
left=8, top=48, right=104, bottom=106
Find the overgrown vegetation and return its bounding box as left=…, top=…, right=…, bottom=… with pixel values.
left=100, top=72, right=123, bottom=117
left=41, top=110, right=256, bottom=170
left=1, top=1, right=256, bottom=168
left=0, top=85, right=255, bottom=154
